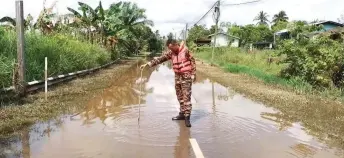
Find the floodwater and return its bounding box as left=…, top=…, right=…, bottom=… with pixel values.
left=1, top=62, right=344, bottom=158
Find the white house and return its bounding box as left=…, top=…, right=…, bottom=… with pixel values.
left=208, top=32, right=240, bottom=47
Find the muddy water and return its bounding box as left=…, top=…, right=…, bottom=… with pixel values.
left=1, top=62, right=344, bottom=158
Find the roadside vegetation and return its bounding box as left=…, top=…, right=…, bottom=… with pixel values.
left=188, top=10, right=344, bottom=101
left=0, top=1, right=164, bottom=88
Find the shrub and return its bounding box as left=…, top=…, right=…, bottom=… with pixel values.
left=278, top=35, right=344, bottom=88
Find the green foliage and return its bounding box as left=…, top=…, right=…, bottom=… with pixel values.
left=195, top=46, right=317, bottom=96
left=209, top=25, right=223, bottom=34
left=186, top=24, right=210, bottom=46
left=272, top=21, right=288, bottom=32
left=228, top=24, right=273, bottom=47
left=103, top=1, right=160, bottom=55
left=278, top=35, right=344, bottom=88
left=0, top=31, right=110, bottom=88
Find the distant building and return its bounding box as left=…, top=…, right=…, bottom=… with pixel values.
left=311, top=21, right=344, bottom=31
left=274, top=20, right=344, bottom=40
left=207, top=33, right=240, bottom=47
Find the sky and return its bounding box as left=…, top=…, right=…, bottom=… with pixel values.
left=1, top=0, right=343, bottom=36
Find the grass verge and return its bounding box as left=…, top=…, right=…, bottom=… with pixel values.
left=0, top=29, right=112, bottom=88
left=195, top=47, right=343, bottom=101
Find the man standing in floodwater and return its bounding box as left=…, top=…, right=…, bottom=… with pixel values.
left=140, top=39, right=196, bottom=127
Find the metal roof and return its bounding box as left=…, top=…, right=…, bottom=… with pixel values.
left=311, top=21, right=344, bottom=27
left=275, top=29, right=289, bottom=35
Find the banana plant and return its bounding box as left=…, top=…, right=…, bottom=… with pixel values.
left=0, top=14, right=33, bottom=30
left=34, top=0, right=58, bottom=34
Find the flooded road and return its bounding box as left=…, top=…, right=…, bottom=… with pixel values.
left=1, top=62, right=343, bottom=158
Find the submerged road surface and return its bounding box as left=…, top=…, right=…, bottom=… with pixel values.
left=1, top=62, right=343, bottom=158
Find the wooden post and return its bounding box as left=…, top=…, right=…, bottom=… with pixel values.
left=45, top=57, right=48, bottom=101
left=15, top=0, right=26, bottom=96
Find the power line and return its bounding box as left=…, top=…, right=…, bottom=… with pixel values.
left=191, top=1, right=218, bottom=26
left=190, top=0, right=262, bottom=27
left=222, top=0, right=261, bottom=6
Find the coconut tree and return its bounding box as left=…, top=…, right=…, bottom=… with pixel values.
left=254, top=11, right=269, bottom=25
left=119, top=2, right=154, bottom=31
left=104, top=1, right=153, bottom=55
left=272, top=11, right=289, bottom=24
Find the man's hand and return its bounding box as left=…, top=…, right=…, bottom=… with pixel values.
left=191, top=75, right=196, bottom=83
left=140, top=63, right=148, bottom=70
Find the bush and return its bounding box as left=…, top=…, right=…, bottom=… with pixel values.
left=278, top=35, right=344, bottom=88
left=0, top=30, right=111, bottom=88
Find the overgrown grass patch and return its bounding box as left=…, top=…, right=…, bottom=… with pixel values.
left=0, top=29, right=111, bottom=88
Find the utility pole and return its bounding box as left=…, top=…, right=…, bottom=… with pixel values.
left=184, top=23, right=188, bottom=41
left=15, top=0, right=26, bottom=96
left=211, top=0, right=220, bottom=65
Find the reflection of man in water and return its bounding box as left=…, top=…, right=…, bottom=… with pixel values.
left=140, top=39, right=196, bottom=127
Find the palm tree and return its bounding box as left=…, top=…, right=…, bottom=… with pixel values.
left=272, top=11, right=289, bottom=24
left=104, top=2, right=153, bottom=53
left=119, top=2, right=153, bottom=31
left=254, top=11, right=269, bottom=25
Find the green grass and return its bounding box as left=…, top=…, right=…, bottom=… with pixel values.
left=0, top=29, right=111, bottom=88
left=195, top=47, right=344, bottom=100
left=196, top=47, right=284, bottom=75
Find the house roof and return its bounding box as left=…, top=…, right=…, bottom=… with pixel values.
left=275, top=29, right=289, bottom=35
left=208, top=32, right=240, bottom=39
left=275, top=20, right=344, bottom=35
left=311, top=21, right=344, bottom=27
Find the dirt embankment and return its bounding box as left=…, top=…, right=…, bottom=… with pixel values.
left=196, top=60, right=344, bottom=148
left=0, top=58, right=142, bottom=137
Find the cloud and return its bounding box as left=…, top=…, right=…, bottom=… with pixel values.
left=1, top=0, right=343, bottom=36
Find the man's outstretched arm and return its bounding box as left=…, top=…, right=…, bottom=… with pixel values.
left=147, top=51, right=172, bottom=67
